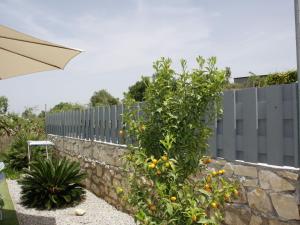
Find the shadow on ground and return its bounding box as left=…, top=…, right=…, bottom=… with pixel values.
left=16, top=211, right=56, bottom=225
left=0, top=209, right=19, bottom=225
left=0, top=209, right=56, bottom=225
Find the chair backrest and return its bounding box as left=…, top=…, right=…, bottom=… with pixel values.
left=0, top=162, right=4, bottom=172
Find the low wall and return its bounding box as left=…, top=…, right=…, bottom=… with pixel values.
left=48, top=135, right=300, bottom=225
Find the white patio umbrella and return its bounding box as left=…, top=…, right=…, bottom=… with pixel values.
left=0, top=24, right=82, bottom=80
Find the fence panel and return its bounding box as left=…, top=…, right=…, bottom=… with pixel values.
left=266, top=86, right=284, bottom=166
left=238, top=88, right=258, bottom=163
left=105, top=106, right=110, bottom=142
left=99, top=107, right=105, bottom=142
left=221, top=91, right=236, bottom=161
left=117, top=104, right=124, bottom=144
left=90, top=108, right=95, bottom=140
left=95, top=107, right=100, bottom=140
left=46, top=84, right=300, bottom=167
left=111, top=105, right=117, bottom=143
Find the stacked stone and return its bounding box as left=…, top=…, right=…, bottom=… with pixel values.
left=49, top=135, right=128, bottom=211
left=210, top=160, right=300, bottom=225
left=49, top=135, right=300, bottom=225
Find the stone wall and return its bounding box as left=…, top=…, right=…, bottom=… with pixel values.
left=48, top=135, right=128, bottom=210
left=209, top=160, right=300, bottom=225
left=48, top=135, right=300, bottom=225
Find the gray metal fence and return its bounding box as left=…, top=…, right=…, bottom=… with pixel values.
left=46, top=83, right=299, bottom=167
left=46, top=104, right=128, bottom=144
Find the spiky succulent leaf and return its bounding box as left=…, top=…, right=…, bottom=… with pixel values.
left=18, top=157, right=86, bottom=209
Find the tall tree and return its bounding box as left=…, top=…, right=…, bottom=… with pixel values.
left=22, top=107, right=37, bottom=119
left=0, top=96, right=8, bottom=114
left=126, top=76, right=150, bottom=102
left=0, top=96, right=12, bottom=135
left=50, top=102, right=84, bottom=113
left=90, top=89, right=119, bottom=106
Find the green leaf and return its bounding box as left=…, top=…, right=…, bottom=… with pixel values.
left=157, top=108, right=163, bottom=113
left=166, top=203, right=173, bottom=216
left=63, top=195, right=72, bottom=203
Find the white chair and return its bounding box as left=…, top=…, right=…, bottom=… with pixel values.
left=0, top=162, right=4, bottom=181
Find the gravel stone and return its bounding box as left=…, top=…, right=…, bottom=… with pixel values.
left=7, top=179, right=136, bottom=225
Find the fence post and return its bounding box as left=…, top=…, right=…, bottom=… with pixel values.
left=294, top=0, right=300, bottom=167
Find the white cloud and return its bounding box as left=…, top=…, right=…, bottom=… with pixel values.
left=0, top=0, right=297, bottom=112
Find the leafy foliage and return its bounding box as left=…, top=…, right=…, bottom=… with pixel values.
left=3, top=107, right=45, bottom=171
left=50, top=102, right=84, bottom=113
left=90, top=89, right=119, bottom=107
left=0, top=96, right=8, bottom=114
left=21, top=107, right=38, bottom=119
left=122, top=57, right=239, bottom=225
left=225, top=70, right=297, bottom=89
left=0, top=98, right=45, bottom=176
left=19, top=157, right=86, bottom=210
left=5, top=131, right=44, bottom=171
left=126, top=76, right=151, bottom=102
left=0, top=195, right=4, bottom=209
left=265, top=70, right=297, bottom=85
left=125, top=57, right=225, bottom=178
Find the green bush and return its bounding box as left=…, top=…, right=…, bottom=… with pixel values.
left=225, top=70, right=297, bottom=90
left=3, top=110, right=45, bottom=171
left=265, top=70, right=297, bottom=85
left=19, top=157, right=86, bottom=210
left=5, top=131, right=44, bottom=171
left=0, top=195, right=3, bottom=209
left=122, top=57, right=239, bottom=225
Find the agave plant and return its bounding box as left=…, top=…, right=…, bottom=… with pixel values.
left=19, top=157, right=86, bottom=209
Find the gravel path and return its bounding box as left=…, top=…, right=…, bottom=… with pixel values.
left=7, top=179, right=136, bottom=225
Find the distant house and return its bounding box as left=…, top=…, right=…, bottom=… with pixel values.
left=233, top=74, right=268, bottom=84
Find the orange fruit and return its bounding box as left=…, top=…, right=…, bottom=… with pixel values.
left=148, top=163, right=156, bottom=169
left=211, top=202, right=218, bottom=208
left=139, top=124, right=146, bottom=132
left=170, top=196, right=176, bottom=202
left=149, top=204, right=156, bottom=211
left=212, top=171, right=218, bottom=176
left=206, top=175, right=212, bottom=182
left=165, top=162, right=170, bottom=168
left=205, top=187, right=211, bottom=192
left=152, top=159, right=158, bottom=164
left=161, top=155, right=168, bottom=161
left=224, top=193, right=230, bottom=202
left=218, top=169, right=225, bottom=175
left=119, top=130, right=124, bottom=136
left=156, top=170, right=161, bottom=175
left=191, top=214, right=197, bottom=222
left=203, top=158, right=212, bottom=164
left=234, top=189, right=239, bottom=196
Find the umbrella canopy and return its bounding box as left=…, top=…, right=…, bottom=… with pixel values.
left=0, top=25, right=82, bottom=80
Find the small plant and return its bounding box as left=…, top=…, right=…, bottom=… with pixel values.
left=0, top=195, right=3, bottom=209
left=122, top=57, right=239, bottom=225
left=19, top=157, right=86, bottom=209
left=5, top=131, right=44, bottom=171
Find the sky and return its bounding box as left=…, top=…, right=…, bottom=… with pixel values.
left=0, top=0, right=297, bottom=113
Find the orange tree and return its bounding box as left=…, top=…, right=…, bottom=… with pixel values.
left=122, top=57, right=239, bottom=225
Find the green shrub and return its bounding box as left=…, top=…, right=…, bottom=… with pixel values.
left=0, top=195, right=3, bottom=209
left=19, top=157, right=86, bottom=210
left=265, top=70, right=297, bottom=85
left=225, top=70, right=297, bottom=90
left=122, top=57, right=239, bottom=225
left=5, top=131, right=44, bottom=171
